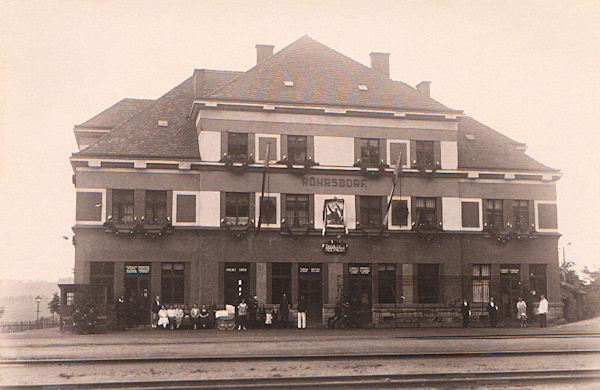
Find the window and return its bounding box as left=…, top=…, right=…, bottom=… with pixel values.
left=287, top=135, right=307, bottom=164
left=228, top=133, right=248, bottom=160
left=415, top=141, right=435, bottom=166
left=472, top=264, right=491, bottom=303
left=76, top=192, right=102, bottom=221
left=538, top=203, right=558, bottom=229
left=112, top=190, right=134, bottom=223
left=285, top=194, right=309, bottom=227
left=530, top=264, right=547, bottom=297
left=258, top=136, right=277, bottom=161
left=176, top=194, right=196, bottom=223
left=161, top=262, right=185, bottom=304
left=225, top=192, right=250, bottom=226
left=415, top=197, right=437, bottom=229
left=359, top=196, right=383, bottom=229
left=90, top=261, right=114, bottom=303
left=485, top=199, right=504, bottom=231
left=417, top=263, right=439, bottom=303
left=461, top=201, right=480, bottom=228
left=513, top=200, right=530, bottom=232
left=259, top=196, right=276, bottom=225
left=378, top=264, right=396, bottom=304
left=360, top=138, right=380, bottom=166
left=391, top=199, right=409, bottom=227
left=66, top=292, right=75, bottom=306
left=145, top=190, right=167, bottom=223
left=389, top=142, right=408, bottom=166
left=271, top=263, right=292, bottom=304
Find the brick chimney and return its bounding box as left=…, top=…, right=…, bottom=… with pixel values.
left=416, top=81, right=431, bottom=98
left=256, top=44, right=274, bottom=64
left=369, top=52, right=390, bottom=78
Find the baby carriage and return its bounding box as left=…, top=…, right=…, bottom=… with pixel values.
left=215, top=304, right=236, bottom=330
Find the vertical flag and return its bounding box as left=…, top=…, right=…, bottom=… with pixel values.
left=382, top=153, right=403, bottom=227
left=256, top=142, right=271, bottom=234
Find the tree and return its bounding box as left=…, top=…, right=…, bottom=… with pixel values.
left=48, top=293, right=60, bottom=319
left=580, top=266, right=600, bottom=318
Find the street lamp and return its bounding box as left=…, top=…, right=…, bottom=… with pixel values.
left=35, top=295, right=42, bottom=329
left=561, top=241, right=572, bottom=265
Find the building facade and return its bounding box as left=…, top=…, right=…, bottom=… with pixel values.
left=70, top=37, right=562, bottom=326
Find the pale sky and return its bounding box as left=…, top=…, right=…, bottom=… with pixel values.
left=1, top=0, right=598, bottom=281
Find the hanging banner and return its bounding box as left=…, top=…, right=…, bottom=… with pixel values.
left=324, top=198, right=345, bottom=229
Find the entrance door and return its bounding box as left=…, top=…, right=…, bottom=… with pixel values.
left=124, top=263, right=151, bottom=325
left=224, top=263, right=250, bottom=305
left=345, top=264, right=372, bottom=326
left=298, top=263, right=322, bottom=323
left=500, top=265, right=521, bottom=319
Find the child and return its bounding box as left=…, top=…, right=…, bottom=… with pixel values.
left=265, top=309, right=273, bottom=328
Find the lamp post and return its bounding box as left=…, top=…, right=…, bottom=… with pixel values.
left=35, top=295, right=42, bottom=329
left=561, top=241, right=572, bottom=266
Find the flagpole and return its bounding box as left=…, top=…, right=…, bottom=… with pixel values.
left=383, top=154, right=403, bottom=227
left=256, top=142, right=271, bottom=234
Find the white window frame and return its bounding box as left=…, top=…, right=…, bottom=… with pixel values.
left=255, top=193, right=281, bottom=228
left=387, top=196, right=411, bottom=230
left=172, top=191, right=201, bottom=227
left=386, top=139, right=411, bottom=169
left=460, top=198, right=483, bottom=231
left=255, top=133, right=281, bottom=163
left=534, top=200, right=558, bottom=232
left=76, top=188, right=106, bottom=225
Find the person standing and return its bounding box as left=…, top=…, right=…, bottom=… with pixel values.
left=116, top=296, right=126, bottom=331
left=151, top=295, right=161, bottom=329
left=297, top=295, right=308, bottom=329
left=487, top=297, right=499, bottom=328
left=517, top=298, right=528, bottom=327
left=237, top=298, right=249, bottom=330
left=209, top=299, right=217, bottom=329
left=279, top=294, right=289, bottom=329
left=461, top=299, right=471, bottom=328
left=538, top=294, right=549, bottom=328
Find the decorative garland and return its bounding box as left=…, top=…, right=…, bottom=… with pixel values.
left=276, top=156, right=320, bottom=175
left=281, top=219, right=313, bottom=239
left=103, top=216, right=173, bottom=238
left=220, top=218, right=254, bottom=239
left=354, top=159, right=389, bottom=178
left=413, top=161, right=440, bottom=179
left=219, top=153, right=255, bottom=174
left=355, top=221, right=388, bottom=240
left=411, top=221, right=443, bottom=241
left=483, top=223, right=536, bottom=243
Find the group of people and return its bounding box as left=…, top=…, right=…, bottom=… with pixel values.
left=234, top=294, right=309, bottom=330
left=115, top=293, right=151, bottom=330
left=71, top=306, right=98, bottom=334
left=460, top=294, right=550, bottom=328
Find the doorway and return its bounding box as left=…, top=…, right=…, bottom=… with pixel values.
left=224, top=263, right=250, bottom=305
left=298, top=263, right=322, bottom=323
left=500, top=265, right=521, bottom=319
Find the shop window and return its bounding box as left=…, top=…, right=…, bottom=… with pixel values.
left=112, top=189, right=134, bottom=223
left=513, top=200, right=530, bottom=232
left=90, top=261, right=114, bottom=303
left=486, top=199, right=504, bottom=231
left=258, top=136, right=277, bottom=161
left=530, top=264, right=547, bottom=297
left=414, top=197, right=437, bottom=229
left=417, top=263, right=439, bottom=303
left=225, top=192, right=250, bottom=226
left=378, top=264, right=396, bottom=304
left=285, top=194, right=309, bottom=227
left=415, top=141, right=435, bottom=167
left=259, top=196, right=277, bottom=225
left=472, top=264, right=491, bottom=303
left=271, top=263, right=292, bottom=304
left=287, top=135, right=307, bottom=164
left=228, top=133, right=248, bottom=160
left=145, top=190, right=167, bottom=223
left=360, top=138, right=380, bottom=166
left=461, top=201, right=480, bottom=228
left=359, top=196, right=383, bottom=229
left=391, top=199, right=408, bottom=227
left=161, top=262, right=185, bottom=304
left=538, top=203, right=558, bottom=229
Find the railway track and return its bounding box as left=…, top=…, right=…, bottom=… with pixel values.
left=2, top=369, right=599, bottom=389
left=1, top=348, right=599, bottom=365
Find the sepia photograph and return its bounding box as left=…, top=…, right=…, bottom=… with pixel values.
left=1, top=0, right=599, bottom=388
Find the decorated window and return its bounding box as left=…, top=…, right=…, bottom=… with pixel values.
left=225, top=192, right=250, bottom=226
left=415, top=141, right=435, bottom=167
left=112, top=189, right=134, bottom=223
left=324, top=198, right=345, bottom=229
left=359, top=195, right=383, bottom=229
left=287, top=135, right=307, bottom=164
left=485, top=199, right=504, bottom=230
left=360, top=138, right=380, bottom=166
left=378, top=264, right=396, bottom=304
left=228, top=132, right=248, bottom=160
left=285, top=194, right=309, bottom=227
left=513, top=200, right=530, bottom=231
left=472, top=264, right=491, bottom=303
left=145, top=190, right=167, bottom=223
left=414, top=197, right=437, bottom=229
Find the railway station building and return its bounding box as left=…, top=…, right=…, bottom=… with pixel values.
left=69, top=36, right=562, bottom=326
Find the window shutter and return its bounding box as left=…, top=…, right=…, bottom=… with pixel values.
left=76, top=192, right=102, bottom=221
left=176, top=194, right=196, bottom=223
left=461, top=201, right=480, bottom=228
left=538, top=203, right=558, bottom=229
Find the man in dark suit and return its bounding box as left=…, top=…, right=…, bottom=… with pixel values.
left=151, top=295, right=161, bottom=329
left=461, top=299, right=471, bottom=328
left=487, top=297, right=499, bottom=327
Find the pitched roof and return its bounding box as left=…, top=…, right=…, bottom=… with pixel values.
left=75, top=98, right=154, bottom=129
left=194, top=69, right=243, bottom=98
left=458, top=116, right=557, bottom=172
left=75, top=70, right=240, bottom=159
left=206, top=36, right=458, bottom=113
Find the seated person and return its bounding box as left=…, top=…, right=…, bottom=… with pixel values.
left=198, top=305, right=210, bottom=329
left=166, top=305, right=177, bottom=330
left=182, top=305, right=192, bottom=329
left=190, top=304, right=201, bottom=330
left=175, top=305, right=184, bottom=329
left=157, top=305, right=169, bottom=329
left=86, top=307, right=98, bottom=334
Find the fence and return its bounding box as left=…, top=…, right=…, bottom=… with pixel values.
left=0, top=319, right=60, bottom=333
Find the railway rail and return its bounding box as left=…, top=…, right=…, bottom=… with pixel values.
left=2, top=369, right=599, bottom=389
